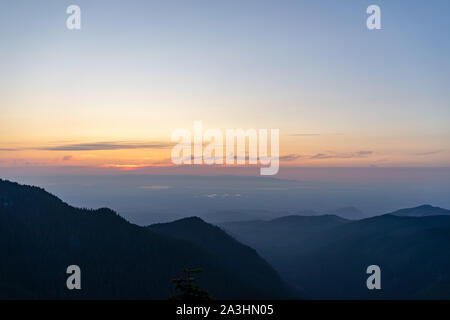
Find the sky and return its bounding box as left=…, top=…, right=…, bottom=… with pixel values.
left=1, top=0, right=449, bottom=174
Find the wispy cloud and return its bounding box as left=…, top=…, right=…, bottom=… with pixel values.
left=0, top=148, right=23, bottom=151
left=309, top=153, right=334, bottom=159
left=356, top=150, right=373, bottom=156
left=279, top=154, right=304, bottom=161
left=409, top=150, right=444, bottom=156
left=255, top=151, right=373, bottom=163
left=0, top=141, right=173, bottom=152
left=309, top=150, right=373, bottom=160
left=147, top=158, right=174, bottom=166
left=40, top=141, right=173, bottom=151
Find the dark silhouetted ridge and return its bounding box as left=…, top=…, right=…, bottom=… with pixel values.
left=0, top=179, right=292, bottom=299
left=149, top=217, right=293, bottom=299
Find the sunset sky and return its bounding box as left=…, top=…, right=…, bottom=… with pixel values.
left=1, top=0, right=449, bottom=173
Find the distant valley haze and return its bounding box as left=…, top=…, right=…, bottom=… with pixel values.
left=1, top=168, right=449, bottom=225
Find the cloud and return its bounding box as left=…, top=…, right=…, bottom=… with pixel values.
left=148, top=158, right=174, bottom=166
left=39, top=141, right=173, bottom=151
left=279, top=154, right=303, bottom=161
left=0, top=148, right=23, bottom=151
left=62, top=155, right=73, bottom=161
left=410, top=150, right=444, bottom=156
left=309, top=151, right=373, bottom=160
left=309, top=153, right=334, bottom=159
left=355, top=150, right=373, bottom=156
left=0, top=141, right=173, bottom=152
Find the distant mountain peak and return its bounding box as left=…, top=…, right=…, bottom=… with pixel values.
left=170, top=216, right=206, bottom=224
left=416, top=204, right=436, bottom=209
left=389, top=204, right=450, bottom=217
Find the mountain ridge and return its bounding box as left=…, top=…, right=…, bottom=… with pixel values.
left=220, top=208, right=450, bottom=299
left=388, top=204, right=450, bottom=217
left=0, top=179, right=292, bottom=299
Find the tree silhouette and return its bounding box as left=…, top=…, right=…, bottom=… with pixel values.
left=169, top=268, right=212, bottom=301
